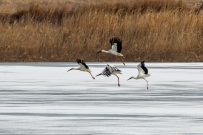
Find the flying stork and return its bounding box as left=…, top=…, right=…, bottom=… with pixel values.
left=97, top=37, right=125, bottom=65
left=67, top=59, right=95, bottom=79
left=127, top=61, right=151, bottom=89
left=95, top=64, right=122, bottom=87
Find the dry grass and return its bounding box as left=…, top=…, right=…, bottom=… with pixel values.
left=0, top=0, right=203, bottom=62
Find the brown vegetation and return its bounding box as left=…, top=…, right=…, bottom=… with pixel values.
left=0, top=0, right=203, bottom=62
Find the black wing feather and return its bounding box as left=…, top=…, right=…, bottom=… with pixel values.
left=102, top=67, right=111, bottom=77
left=141, top=61, right=148, bottom=74
left=76, top=59, right=82, bottom=64
left=76, top=59, right=89, bottom=69
left=111, top=66, right=121, bottom=73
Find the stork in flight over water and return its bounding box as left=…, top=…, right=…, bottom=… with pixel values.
left=95, top=64, right=122, bottom=86
left=97, top=37, right=125, bottom=65
left=67, top=59, right=95, bottom=79
left=127, top=61, right=151, bottom=89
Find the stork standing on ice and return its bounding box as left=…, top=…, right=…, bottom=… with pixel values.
left=97, top=37, right=125, bottom=65
left=127, top=61, right=151, bottom=89
left=67, top=59, right=95, bottom=79
left=95, top=64, right=122, bottom=87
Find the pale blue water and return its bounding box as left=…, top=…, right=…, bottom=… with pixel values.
left=0, top=62, right=203, bottom=135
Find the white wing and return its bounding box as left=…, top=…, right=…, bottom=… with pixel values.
left=78, top=63, right=86, bottom=70
left=107, top=64, right=121, bottom=73
left=111, top=43, right=117, bottom=52
left=107, top=64, right=116, bottom=73
left=137, top=63, right=145, bottom=75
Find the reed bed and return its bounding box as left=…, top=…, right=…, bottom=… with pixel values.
left=0, top=0, right=203, bottom=62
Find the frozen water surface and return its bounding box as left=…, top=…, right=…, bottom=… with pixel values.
left=0, top=62, right=203, bottom=135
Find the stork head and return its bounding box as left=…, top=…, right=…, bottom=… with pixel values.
left=95, top=73, right=102, bottom=77
left=97, top=50, right=101, bottom=54
left=67, top=68, right=73, bottom=72
left=127, top=77, right=132, bottom=81
left=97, top=50, right=105, bottom=54
left=67, top=68, right=78, bottom=72
left=127, top=76, right=136, bottom=81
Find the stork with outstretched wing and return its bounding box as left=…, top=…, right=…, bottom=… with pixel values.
left=95, top=64, right=122, bottom=86
left=97, top=37, right=125, bottom=65
left=127, top=61, right=151, bottom=89
left=67, top=59, right=95, bottom=80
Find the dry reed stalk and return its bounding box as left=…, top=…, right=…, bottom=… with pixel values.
left=0, top=0, right=203, bottom=62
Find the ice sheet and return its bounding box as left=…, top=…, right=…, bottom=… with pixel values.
left=0, top=62, right=203, bottom=134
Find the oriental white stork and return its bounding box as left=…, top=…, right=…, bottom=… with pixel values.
left=127, top=61, right=151, bottom=89
left=95, top=64, right=122, bottom=87
left=67, top=59, right=95, bottom=79
left=97, top=37, right=125, bottom=65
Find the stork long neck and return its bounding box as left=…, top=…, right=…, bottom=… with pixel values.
left=72, top=68, right=80, bottom=70
left=132, top=76, right=138, bottom=79
left=102, top=50, right=110, bottom=53
left=128, top=76, right=137, bottom=81
left=68, top=68, right=80, bottom=71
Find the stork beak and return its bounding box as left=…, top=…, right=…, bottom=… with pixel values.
left=97, top=51, right=101, bottom=54
left=67, top=69, right=72, bottom=72
left=127, top=77, right=132, bottom=81
left=95, top=73, right=102, bottom=77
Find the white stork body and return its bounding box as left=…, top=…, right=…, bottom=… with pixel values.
left=95, top=64, right=122, bottom=86
left=100, top=50, right=123, bottom=56
left=97, top=37, right=125, bottom=65
left=128, top=61, right=151, bottom=89
left=67, top=59, right=95, bottom=79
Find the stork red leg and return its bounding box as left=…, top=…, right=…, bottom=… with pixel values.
left=89, top=72, right=95, bottom=79
left=118, top=56, right=125, bottom=65
left=115, top=75, right=120, bottom=87
left=143, top=78, right=148, bottom=89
